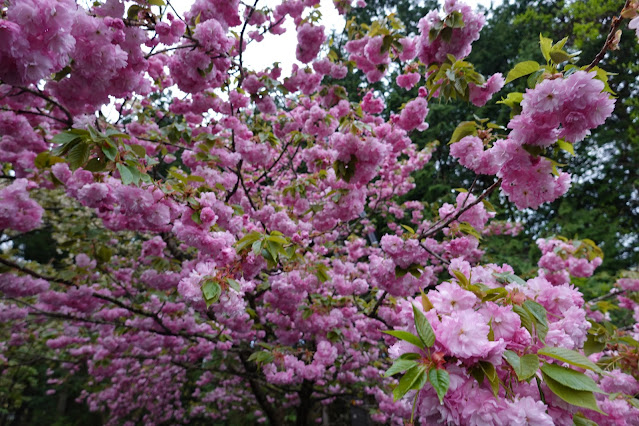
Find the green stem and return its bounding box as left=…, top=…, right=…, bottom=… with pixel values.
left=410, top=390, right=419, bottom=425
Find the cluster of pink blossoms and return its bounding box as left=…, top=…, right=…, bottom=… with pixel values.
left=0, top=178, right=44, bottom=232
left=537, top=237, right=603, bottom=285
left=296, top=23, right=326, bottom=63
left=510, top=71, right=615, bottom=146
left=416, top=0, right=485, bottom=66
left=481, top=220, right=524, bottom=237
left=344, top=36, right=393, bottom=83
left=0, top=0, right=77, bottom=85
left=469, top=73, right=505, bottom=107
left=0, top=111, right=47, bottom=177
left=389, top=256, right=639, bottom=425
left=48, top=8, right=150, bottom=114
left=451, top=71, right=615, bottom=209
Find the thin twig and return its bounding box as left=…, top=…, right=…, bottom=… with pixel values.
left=16, top=86, right=73, bottom=126
left=145, top=43, right=199, bottom=59
left=238, top=0, right=260, bottom=86
left=419, top=242, right=450, bottom=265
left=254, top=140, right=292, bottom=184
left=0, top=107, right=70, bottom=125
left=167, top=0, right=192, bottom=37
left=0, top=256, right=76, bottom=288
left=422, top=178, right=502, bottom=239
left=368, top=291, right=387, bottom=318
left=460, top=176, right=478, bottom=209
left=587, top=288, right=626, bottom=304
left=585, top=0, right=632, bottom=72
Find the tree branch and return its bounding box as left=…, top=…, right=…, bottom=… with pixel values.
left=238, top=0, right=260, bottom=86
left=422, top=178, right=502, bottom=239
left=16, top=86, right=73, bottom=127
left=585, top=0, right=632, bottom=72
left=419, top=241, right=450, bottom=265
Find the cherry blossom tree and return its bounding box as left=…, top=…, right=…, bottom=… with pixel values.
left=0, top=0, right=638, bottom=424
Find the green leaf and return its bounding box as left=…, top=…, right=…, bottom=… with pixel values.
left=537, top=347, right=603, bottom=374
left=202, top=280, right=221, bottom=305
left=493, top=272, right=526, bottom=286
left=527, top=69, right=545, bottom=88
left=523, top=300, right=549, bottom=341
left=572, top=413, right=599, bottom=426
left=469, top=364, right=485, bottom=386
left=85, top=157, right=107, bottom=172
left=552, top=36, right=568, bottom=51
left=505, top=61, right=541, bottom=84
left=451, top=269, right=469, bottom=287
left=127, top=4, right=142, bottom=20
left=393, top=365, right=427, bottom=401
left=96, top=246, right=113, bottom=263
left=588, top=66, right=615, bottom=95
left=412, top=304, right=435, bottom=347
left=381, top=35, right=393, bottom=53
left=457, top=222, right=481, bottom=240
left=482, top=287, right=508, bottom=303
left=266, top=235, right=288, bottom=244
left=52, top=131, right=82, bottom=146
left=540, top=34, right=553, bottom=62
left=116, top=163, right=134, bottom=185
left=497, top=92, right=524, bottom=109
left=34, top=151, right=50, bottom=169
left=513, top=304, right=534, bottom=335
left=399, top=352, right=421, bottom=360
left=235, top=231, right=262, bottom=252
left=482, top=199, right=497, bottom=212
left=67, top=142, right=90, bottom=170
left=550, top=50, right=572, bottom=64
left=52, top=65, right=71, bottom=81
left=266, top=240, right=280, bottom=263
left=448, top=121, right=477, bottom=145
left=480, top=361, right=500, bottom=396
left=248, top=350, right=274, bottom=365
left=522, top=144, right=544, bottom=157
left=126, top=164, right=142, bottom=185
left=542, top=372, right=604, bottom=414
left=395, top=266, right=409, bottom=278
left=382, top=330, right=425, bottom=349
left=147, top=0, right=165, bottom=5
left=557, top=140, right=575, bottom=155
left=429, top=369, right=450, bottom=404
left=400, top=224, right=415, bottom=234
left=226, top=278, right=241, bottom=292
left=315, top=264, right=330, bottom=283
left=583, top=334, right=605, bottom=356
left=421, top=290, right=434, bottom=312
left=503, top=350, right=539, bottom=381
left=130, top=144, right=146, bottom=158
left=302, top=308, right=313, bottom=320
left=327, top=328, right=343, bottom=343
left=385, top=359, right=419, bottom=377
left=104, top=128, right=130, bottom=139
left=102, top=144, right=118, bottom=161
left=252, top=240, right=263, bottom=255
left=540, top=363, right=603, bottom=393
left=191, top=211, right=202, bottom=225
